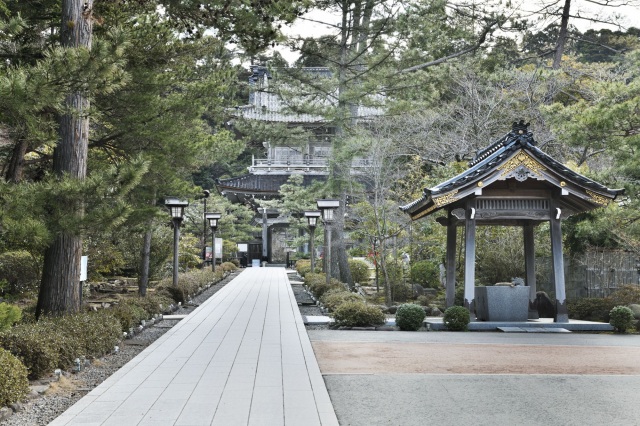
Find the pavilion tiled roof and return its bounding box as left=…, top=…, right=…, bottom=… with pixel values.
left=400, top=120, right=624, bottom=219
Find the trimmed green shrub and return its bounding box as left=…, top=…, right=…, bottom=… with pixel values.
left=49, top=312, right=121, bottom=359
left=296, top=259, right=312, bottom=277
left=111, top=300, right=149, bottom=332
left=568, top=298, right=615, bottom=322
left=320, top=289, right=364, bottom=311
left=409, top=260, right=440, bottom=289
left=0, top=311, right=122, bottom=380
left=0, top=250, right=41, bottom=296
left=390, top=282, right=412, bottom=303
left=331, top=301, right=386, bottom=328
left=415, top=294, right=434, bottom=307
left=348, top=259, right=371, bottom=284
left=609, top=285, right=640, bottom=307
left=609, top=306, right=635, bottom=333
left=304, top=273, right=344, bottom=299
left=129, top=294, right=173, bottom=317
left=443, top=306, right=470, bottom=331
left=221, top=262, right=238, bottom=272
left=155, top=269, right=217, bottom=304
left=0, top=302, right=22, bottom=331
left=0, top=323, right=60, bottom=379
left=0, top=348, right=29, bottom=407
left=628, top=304, right=640, bottom=320
left=395, top=303, right=426, bottom=331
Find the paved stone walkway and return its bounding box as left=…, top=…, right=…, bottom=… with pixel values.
left=50, top=268, right=338, bottom=426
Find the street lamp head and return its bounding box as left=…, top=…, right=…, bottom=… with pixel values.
left=304, top=210, right=321, bottom=228
left=165, top=198, right=189, bottom=221
left=316, top=199, right=340, bottom=222
left=205, top=212, right=222, bottom=230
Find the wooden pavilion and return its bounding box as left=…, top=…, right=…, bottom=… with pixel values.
left=400, top=121, right=623, bottom=322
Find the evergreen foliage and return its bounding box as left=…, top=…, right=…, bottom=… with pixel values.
left=0, top=303, right=21, bottom=331
left=0, top=348, right=29, bottom=407
left=443, top=306, right=470, bottom=331
left=609, top=306, right=635, bottom=333
left=395, top=303, right=426, bottom=331
left=331, top=301, right=386, bottom=328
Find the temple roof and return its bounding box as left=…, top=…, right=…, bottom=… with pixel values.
left=400, top=121, right=624, bottom=221
left=216, top=174, right=328, bottom=205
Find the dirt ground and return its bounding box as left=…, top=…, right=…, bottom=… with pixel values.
left=312, top=341, right=640, bottom=375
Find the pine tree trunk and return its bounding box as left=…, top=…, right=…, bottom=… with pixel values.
left=552, top=0, right=571, bottom=69
left=37, top=0, right=93, bottom=318
left=5, top=139, right=28, bottom=183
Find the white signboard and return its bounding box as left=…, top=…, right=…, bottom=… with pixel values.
left=80, top=256, right=88, bottom=281
left=237, top=243, right=248, bottom=252
left=215, top=238, right=223, bottom=257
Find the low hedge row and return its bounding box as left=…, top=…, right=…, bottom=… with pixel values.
left=155, top=268, right=223, bottom=304
left=0, top=311, right=122, bottom=380
left=0, top=267, right=231, bottom=384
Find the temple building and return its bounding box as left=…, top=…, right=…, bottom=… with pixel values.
left=400, top=121, right=623, bottom=322
left=216, top=65, right=380, bottom=264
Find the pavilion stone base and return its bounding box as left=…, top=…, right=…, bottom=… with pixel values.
left=475, top=286, right=530, bottom=322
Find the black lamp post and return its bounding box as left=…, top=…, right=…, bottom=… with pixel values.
left=205, top=212, right=222, bottom=272
left=165, top=198, right=189, bottom=287
left=201, top=190, right=210, bottom=263
left=304, top=211, right=321, bottom=274
left=317, top=199, right=339, bottom=286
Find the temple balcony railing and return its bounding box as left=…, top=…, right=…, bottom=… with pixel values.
left=248, top=156, right=373, bottom=174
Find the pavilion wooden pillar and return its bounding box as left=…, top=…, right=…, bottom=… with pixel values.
left=463, top=199, right=477, bottom=312
left=445, top=209, right=457, bottom=308
left=523, top=222, right=538, bottom=319
left=550, top=198, right=569, bottom=322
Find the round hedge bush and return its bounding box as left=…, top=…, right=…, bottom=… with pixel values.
left=348, top=259, right=371, bottom=284
left=331, top=301, right=386, bottom=328
left=443, top=306, right=470, bottom=331
left=0, top=348, right=29, bottom=407
left=609, top=306, right=634, bottom=333
left=395, top=303, right=426, bottom=331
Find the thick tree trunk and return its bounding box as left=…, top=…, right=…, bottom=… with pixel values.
left=552, top=0, right=571, bottom=69
left=37, top=0, right=93, bottom=319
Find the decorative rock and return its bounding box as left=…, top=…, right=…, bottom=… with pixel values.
left=412, top=284, right=425, bottom=297
left=387, top=306, right=398, bottom=314
left=431, top=307, right=442, bottom=316
left=0, top=406, right=12, bottom=421
left=10, top=402, right=24, bottom=413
